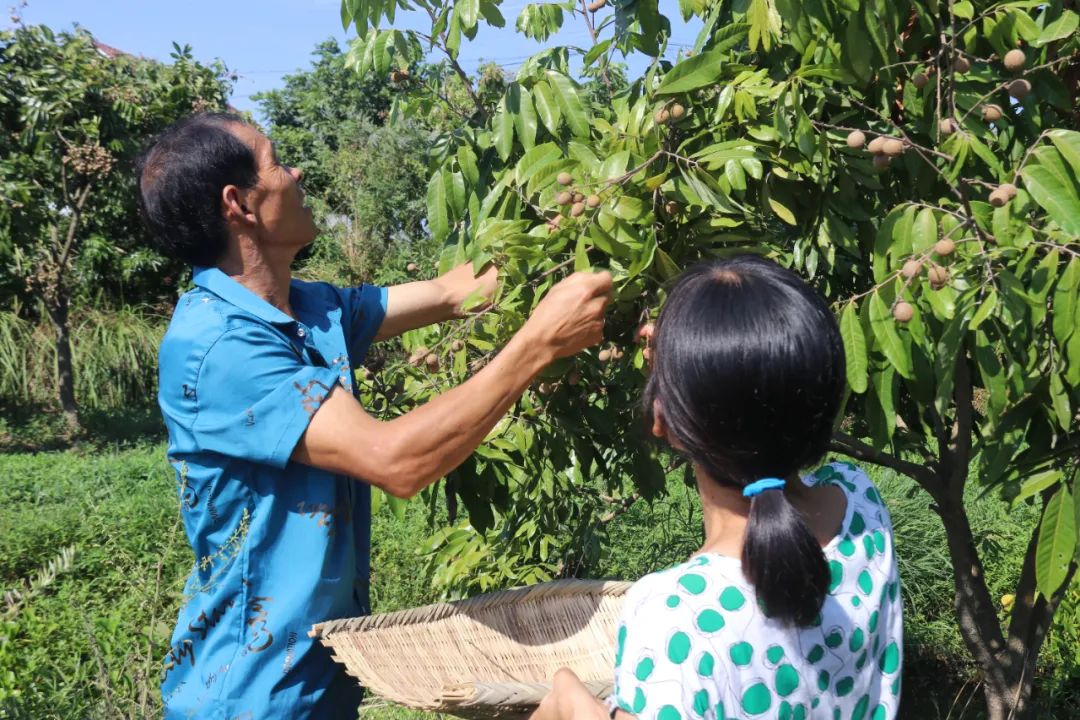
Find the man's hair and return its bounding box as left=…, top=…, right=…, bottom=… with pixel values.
left=135, top=113, right=259, bottom=266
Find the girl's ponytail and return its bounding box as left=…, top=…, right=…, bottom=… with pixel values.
left=743, top=487, right=830, bottom=626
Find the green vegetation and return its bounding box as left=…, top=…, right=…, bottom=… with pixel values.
left=0, top=443, right=1076, bottom=718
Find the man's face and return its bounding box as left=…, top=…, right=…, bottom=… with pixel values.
left=228, top=123, right=318, bottom=251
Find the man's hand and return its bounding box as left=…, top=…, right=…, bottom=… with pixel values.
left=531, top=669, right=612, bottom=720
left=438, top=261, right=499, bottom=316
left=376, top=261, right=499, bottom=340
left=520, top=271, right=613, bottom=362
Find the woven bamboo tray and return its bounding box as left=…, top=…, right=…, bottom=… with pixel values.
left=310, top=579, right=631, bottom=717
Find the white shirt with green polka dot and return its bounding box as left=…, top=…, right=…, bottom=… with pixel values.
left=612, top=462, right=902, bottom=720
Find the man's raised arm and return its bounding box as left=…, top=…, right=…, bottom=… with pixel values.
left=294, top=270, right=612, bottom=498
left=375, top=261, right=499, bottom=341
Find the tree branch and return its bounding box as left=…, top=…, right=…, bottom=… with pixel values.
left=58, top=182, right=93, bottom=269
left=829, top=431, right=939, bottom=494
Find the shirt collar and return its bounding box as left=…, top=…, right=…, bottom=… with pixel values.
left=192, top=266, right=297, bottom=327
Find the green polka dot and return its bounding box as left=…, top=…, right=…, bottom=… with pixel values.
left=697, top=609, right=725, bottom=633
left=730, top=642, right=753, bottom=666
left=865, top=486, right=882, bottom=505
left=679, top=574, right=706, bottom=594
left=668, top=632, right=691, bottom=664
left=851, top=596, right=862, bottom=608
left=838, top=538, right=856, bottom=557
left=807, top=644, right=825, bottom=663
left=666, top=595, right=681, bottom=608
left=879, top=642, right=900, bottom=674
left=873, top=530, right=886, bottom=552
left=852, top=694, right=870, bottom=720
left=617, top=697, right=633, bottom=713
left=856, top=650, right=868, bottom=671
left=850, top=628, right=865, bottom=652
left=833, top=710, right=842, bottom=720
left=817, top=670, right=830, bottom=691
left=793, top=705, right=807, bottom=720
left=635, top=657, right=655, bottom=681
left=857, top=570, right=874, bottom=595
left=869, top=611, right=880, bottom=633
left=810, top=613, right=823, bottom=627
left=658, top=705, right=681, bottom=720
left=779, top=701, right=793, bottom=720
left=633, top=688, right=646, bottom=713
left=740, top=682, right=772, bottom=715
left=719, top=586, right=746, bottom=611
left=812, top=698, right=820, bottom=709
left=850, top=512, right=866, bottom=534
left=828, top=561, right=844, bottom=593
left=825, top=629, right=843, bottom=648
left=692, top=690, right=709, bottom=717
left=814, top=466, right=835, bottom=481
left=863, top=535, right=876, bottom=559
left=889, top=581, right=899, bottom=601
left=715, top=701, right=726, bottom=720
left=874, top=636, right=881, bottom=654
left=872, top=706, right=887, bottom=720
left=698, top=651, right=715, bottom=676
left=775, top=664, right=799, bottom=697
left=892, top=678, right=900, bottom=695
left=615, top=626, right=626, bottom=667
left=766, top=645, right=785, bottom=664
left=836, top=676, right=855, bottom=697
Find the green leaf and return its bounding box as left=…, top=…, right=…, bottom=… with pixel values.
left=531, top=80, right=562, bottom=136
left=869, top=292, right=914, bottom=379
left=515, top=142, right=562, bottom=186
left=841, top=302, right=869, bottom=393
left=1048, top=130, right=1080, bottom=180
left=1050, top=373, right=1071, bottom=430
left=1053, top=257, right=1079, bottom=347
left=508, top=84, right=537, bottom=151
left=457, top=145, right=479, bottom=187
left=952, top=1, right=974, bottom=19
left=656, top=48, right=726, bottom=95
left=458, top=0, right=480, bottom=32
left=1012, top=470, right=1064, bottom=507
left=747, top=0, right=780, bottom=52
left=1021, top=148, right=1080, bottom=236
left=574, top=233, right=590, bottom=272
left=493, top=96, right=514, bottom=162
left=427, top=170, right=450, bottom=241
left=1036, top=487, right=1076, bottom=598
left=546, top=72, right=590, bottom=138
left=1035, top=10, right=1079, bottom=47
left=911, top=208, right=938, bottom=253
left=768, top=195, right=797, bottom=225
left=969, top=291, right=998, bottom=331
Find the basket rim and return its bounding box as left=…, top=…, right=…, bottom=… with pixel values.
left=310, top=578, right=632, bottom=639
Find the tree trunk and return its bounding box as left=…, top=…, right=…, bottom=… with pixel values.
left=47, top=292, right=79, bottom=433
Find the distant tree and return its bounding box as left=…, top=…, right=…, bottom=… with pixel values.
left=0, top=24, right=230, bottom=429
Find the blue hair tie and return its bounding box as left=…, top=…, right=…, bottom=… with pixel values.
left=743, top=478, right=786, bottom=498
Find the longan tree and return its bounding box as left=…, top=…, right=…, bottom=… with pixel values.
left=337, top=1, right=1079, bottom=716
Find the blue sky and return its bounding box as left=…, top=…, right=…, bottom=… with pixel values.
left=10, top=0, right=701, bottom=119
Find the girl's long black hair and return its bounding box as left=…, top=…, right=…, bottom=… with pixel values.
left=643, top=255, right=846, bottom=626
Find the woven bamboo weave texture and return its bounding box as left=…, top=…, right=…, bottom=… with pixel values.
left=310, top=579, right=631, bottom=713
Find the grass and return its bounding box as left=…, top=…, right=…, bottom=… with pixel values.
left=0, top=442, right=1076, bottom=719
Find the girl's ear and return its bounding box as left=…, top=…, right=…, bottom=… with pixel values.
left=651, top=399, right=666, bottom=439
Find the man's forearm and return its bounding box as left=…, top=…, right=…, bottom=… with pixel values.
left=375, top=330, right=547, bottom=496
left=374, top=279, right=457, bottom=341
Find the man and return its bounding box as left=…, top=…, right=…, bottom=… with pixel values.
left=136, top=113, right=612, bottom=719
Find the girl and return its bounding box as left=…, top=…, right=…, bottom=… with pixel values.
left=536, top=256, right=902, bottom=720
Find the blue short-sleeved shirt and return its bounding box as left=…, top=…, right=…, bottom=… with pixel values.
left=158, top=267, right=387, bottom=719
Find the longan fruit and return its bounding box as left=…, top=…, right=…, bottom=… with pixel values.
left=1007, top=79, right=1031, bottom=100
left=665, top=200, right=680, bottom=215
left=537, top=382, right=553, bottom=395
left=570, top=202, right=586, bottom=217
left=928, top=265, right=949, bottom=287
left=451, top=340, right=464, bottom=352
left=882, top=139, right=905, bottom=157
left=846, top=130, right=866, bottom=149
left=670, top=103, right=686, bottom=120
left=867, top=136, right=887, bottom=154
left=901, top=259, right=923, bottom=279
left=586, top=0, right=607, bottom=10
left=999, top=182, right=1017, bottom=199
left=953, top=56, right=971, bottom=73
left=424, top=353, right=439, bottom=371
left=586, top=194, right=601, bottom=208
left=1003, top=49, right=1026, bottom=72
left=982, top=104, right=1003, bottom=122
left=556, top=191, right=573, bottom=205
left=548, top=214, right=563, bottom=230
left=988, top=188, right=1009, bottom=207
left=598, top=348, right=613, bottom=363
left=939, top=118, right=957, bottom=135
left=934, top=239, right=956, bottom=257
left=654, top=108, right=671, bottom=125
left=873, top=154, right=892, bottom=171
left=912, top=72, right=929, bottom=89
left=557, top=172, right=573, bottom=186
left=892, top=301, right=914, bottom=323
left=573, top=192, right=585, bottom=203
left=406, top=262, right=419, bottom=272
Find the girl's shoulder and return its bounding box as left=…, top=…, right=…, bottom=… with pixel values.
left=621, top=553, right=747, bottom=620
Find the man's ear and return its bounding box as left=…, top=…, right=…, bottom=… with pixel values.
left=222, top=184, right=256, bottom=225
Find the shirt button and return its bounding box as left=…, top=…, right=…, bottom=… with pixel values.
left=297, top=327, right=306, bottom=338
